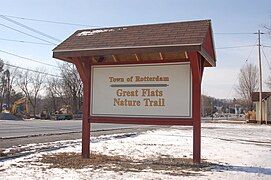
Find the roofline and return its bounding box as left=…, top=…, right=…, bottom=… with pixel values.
left=252, top=92, right=271, bottom=101
left=53, top=44, right=202, bottom=59
left=199, top=48, right=216, bottom=67
left=53, top=43, right=202, bottom=53
left=208, top=21, right=217, bottom=61
left=53, top=44, right=215, bottom=67
left=65, top=19, right=211, bottom=33
left=52, top=20, right=216, bottom=67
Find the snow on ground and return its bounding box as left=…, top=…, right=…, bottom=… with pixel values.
left=0, top=122, right=270, bottom=179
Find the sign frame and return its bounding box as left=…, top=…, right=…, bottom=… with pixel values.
left=90, top=62, right=193, bottom=119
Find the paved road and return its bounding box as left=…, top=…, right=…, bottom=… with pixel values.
left=0, top=118, right=245, bottom=150
left=0, top=118, right=245, bottom=139
left=0, top=119, right=147, bottom=138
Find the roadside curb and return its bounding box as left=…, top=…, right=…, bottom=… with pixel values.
left=0, top=127, right=142, bottom=140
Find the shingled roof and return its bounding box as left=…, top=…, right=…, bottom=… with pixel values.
left=53, top=20, right=216, bottom=66
left=252, top=92, right=271, bottom=102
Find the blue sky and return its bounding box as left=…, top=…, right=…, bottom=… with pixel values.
left=0, top=0, right=270, bottom=98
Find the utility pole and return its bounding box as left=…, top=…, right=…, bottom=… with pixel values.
left=256, top=30, right=264, bottom=124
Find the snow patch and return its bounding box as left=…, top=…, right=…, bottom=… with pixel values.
left=77, top=28, right=127, bottom=36
left=1, top=123, right=271, bottom=179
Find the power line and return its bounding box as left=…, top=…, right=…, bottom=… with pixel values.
left=4, top=62, right=62, bottom=78
left=261, top=47, right=271, bottom=69
left=225, top=42, right=257, bottom=99
left=0, top=37, right=53, bottom=45
left=0, top=15, right=61, bottom=42
left=244, top=43, right=257, bottom=62
left=214, top=32, right=255, bottom=35
left=1, top=14, right=269, bottom=36
left=0, top=22, right=57, bottom=45
left=0, top=49, right=60, bottom=69
left=0, top=16, right=62, bottom=69
left=216, top=45, right=256, bottom=49
left=0, top=14, right=99, bottom=27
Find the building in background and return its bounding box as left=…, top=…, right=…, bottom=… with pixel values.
left=252, top=92, right=271, bottom=124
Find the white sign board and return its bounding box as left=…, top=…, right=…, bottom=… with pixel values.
left=91, top=63, right=192, bottom=118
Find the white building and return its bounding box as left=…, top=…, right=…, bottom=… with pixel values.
left=252, top=92, right=271, bottom=124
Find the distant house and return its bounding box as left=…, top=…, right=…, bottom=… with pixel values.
left=252, top=92, right=271, bottom=123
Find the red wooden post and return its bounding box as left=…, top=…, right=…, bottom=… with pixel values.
left=82, top=74, right=90, bottom=158
left=74, top=58, right=91, bottom=158
left=189, top=52, right=202, bottom=164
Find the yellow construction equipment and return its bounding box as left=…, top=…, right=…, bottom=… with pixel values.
left=54, top=105, right=73, bottom=120
left=11, top=98, right=29, bottom=118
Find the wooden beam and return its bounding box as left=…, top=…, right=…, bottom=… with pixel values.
left=188, top=52, right=202, bottom=83
left=184, top=51, right=188, bottom=59
left=134, top=53, right=140, bottom=61
left=81, top=60, right=91, bottom=159
left=112, top=55, right=118, bottom=62
left=92, top=116, right=193, bottom=125
left=92, top=56, right=96, bottom=63
left=159, top=52, right=164, bottom=60
left=84, top=59, right=188, bottom=66
left=70, top=57, right=92, bottom=159
left=53, top=44, right=201, bottom=60
left=188, top=51, right=204, bottom=164
left=72, top=57, right=87, bottom=83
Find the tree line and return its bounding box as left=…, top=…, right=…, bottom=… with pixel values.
left=0, top=59, right=83, bottom=117
left=235, top=63, right=271, bottom=111
left=0, top=59, right=270, bottom=118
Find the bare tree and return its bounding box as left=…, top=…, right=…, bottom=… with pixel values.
left=3, top=66, right=20, bottom=107
left=44, top=63, right=83, bottom=114
left=235, top=63, right=259, bottom=110
left=16, top=69, right=46, bottom=117
left=8, top=67, right=20, bottom=103
left=2, top=69, right=11, bottom=107
left=46, top=77, right=66, bottom=112
left=201, top=95, right=215, bottom=116
left=0, top=59, right=5, bottom=111
left=60, top=63, right=83, bottom=113
left=0, top=60, right=12, bottom=108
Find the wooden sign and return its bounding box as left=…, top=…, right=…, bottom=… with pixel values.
left=53, top=20, right=217, bottom=163
left=91, top=63, right=192, bottom=118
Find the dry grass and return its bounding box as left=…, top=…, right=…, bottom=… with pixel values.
left=39, top=152, right=214, bottom=176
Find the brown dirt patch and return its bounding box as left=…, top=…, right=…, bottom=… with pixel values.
left=0, top=150, right=6, bottom=157
left=39, top=152, right=213, bottom=176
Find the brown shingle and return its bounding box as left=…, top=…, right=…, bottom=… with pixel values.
left=53, top=19, right=216, bottom=67
left=252, top=92, right=271, bottom=102
left=53, top=20, right=211, bottom=52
